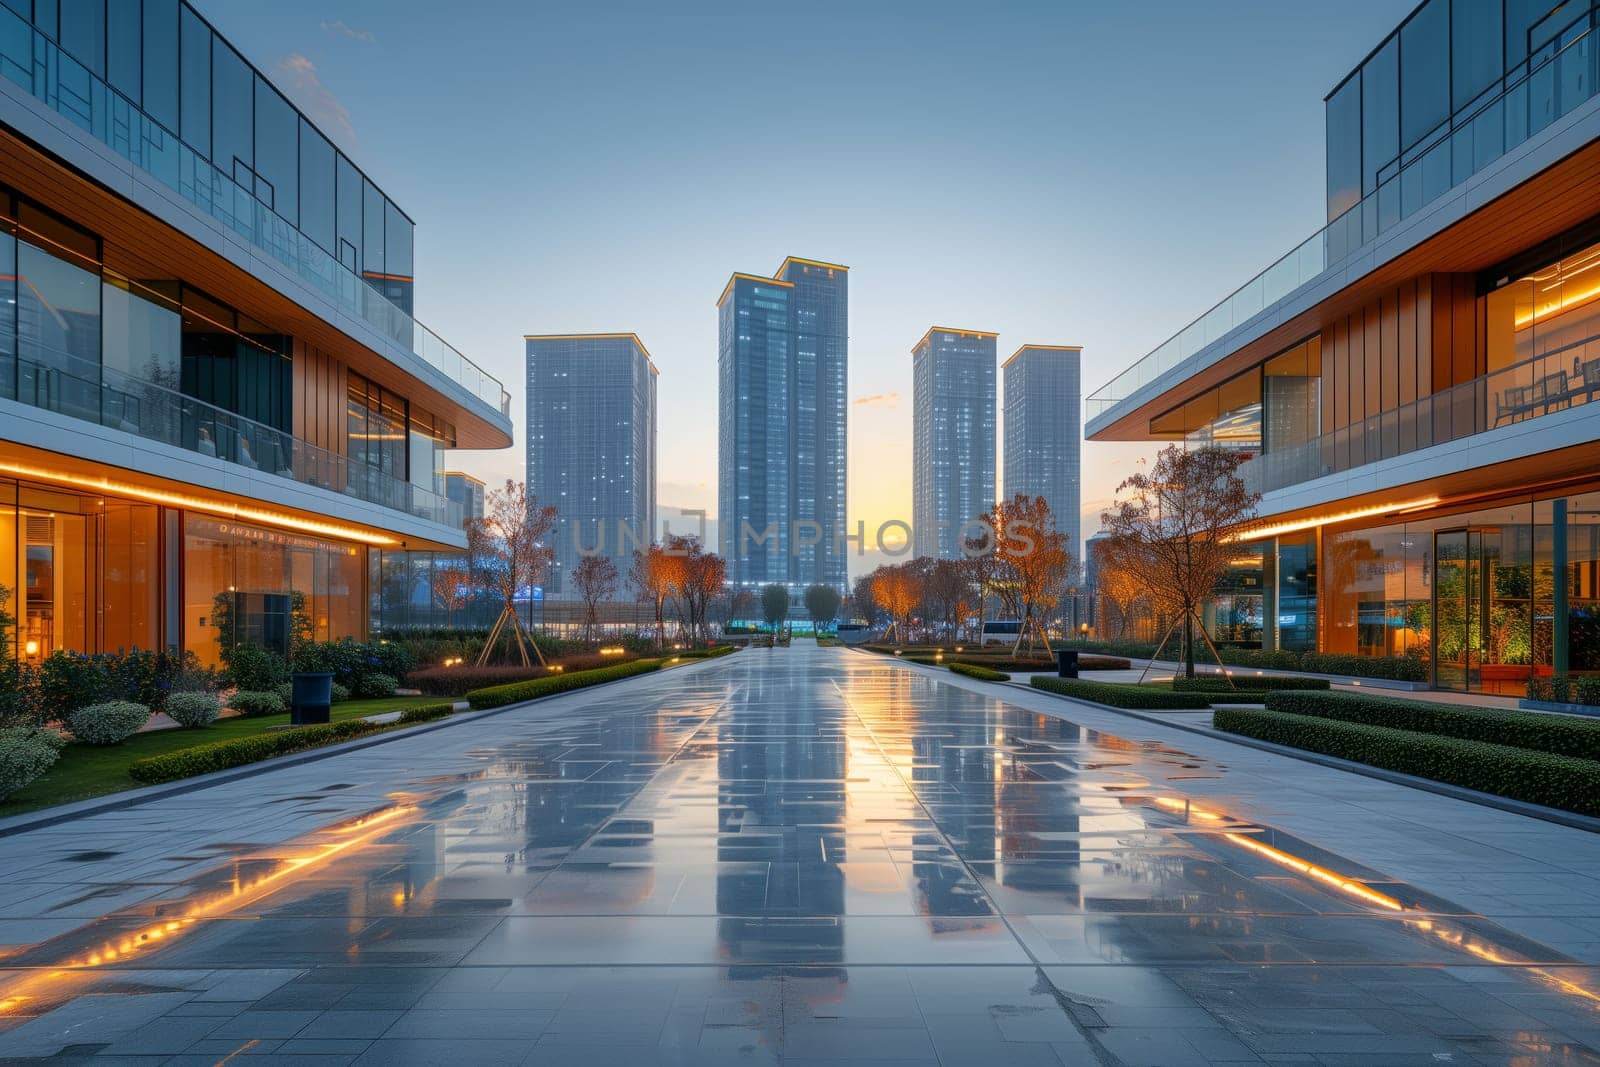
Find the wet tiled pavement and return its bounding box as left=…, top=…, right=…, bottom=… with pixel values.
left=1, top=646, right=1598, bottom=1064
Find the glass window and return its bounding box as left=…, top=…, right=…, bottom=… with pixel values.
left=142, top=0, right=178, bottom=131
left=298, top=119, right=334, bottom=254
left=1362, top=38, right=1399, bottom=194
left=1400, top=0, right=1449, bottom=149
left=1506, top=0, right=1552, bottom=69
left=361, top=176, right=384, bottom=281
left=35, top=0, right=57, bottom=40
left=178, top=5, right=209, bottom=157
left=102, top=277, right=180, bottom=388
left=59, top=0, right=104, bottom=76
left=16, top=231, right=101, bottom=422
left=106, top=0, right=138, bottom=101
left=210, top=36, right=251, bottom=181
left=253, top=76, right=297, bottom=222
left=1326, top=74, right=1362, bottom=221
left=383, top=197, right=413, bottom=314
left=1452, top=0, right=1503, bottom=110
left=335, top=152, right=361, bottom=274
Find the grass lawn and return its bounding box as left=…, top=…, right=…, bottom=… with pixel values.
left=0, top=695, right=443, bottom=818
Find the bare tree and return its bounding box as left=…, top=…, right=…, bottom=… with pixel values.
left=921, top=559, right=970, bottom=642
left=429, top=559, right=473, bottom=627
left=572, top=555, right=619, bottom=645
left=466, top=481, right=556, bottom=667
left=1101, top=445, right=1259, bottom=677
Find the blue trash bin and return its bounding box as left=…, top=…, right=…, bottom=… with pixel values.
left=290, top=671, right=334, bottom=726
left=1055, top=649, right=1079, bottom=679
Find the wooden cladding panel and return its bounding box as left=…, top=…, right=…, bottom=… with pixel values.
left=292, top=341, right=349, bottom=456
left=1398, top=283, right=1419, bottom=405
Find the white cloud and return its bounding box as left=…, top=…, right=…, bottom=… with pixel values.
left=321, top=20, right=377, bottom=45
left=276, top=54, right=356, bottom=146
left=852, top=392, right=899, bottom=408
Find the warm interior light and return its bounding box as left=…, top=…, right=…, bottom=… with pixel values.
left=598, top=647, right=625, bottom=656
left=1230, top=497, right=1440, bottom=542
left=0, top=460, right=401, bottom=546
left=23, top=640, right=39, bottom=657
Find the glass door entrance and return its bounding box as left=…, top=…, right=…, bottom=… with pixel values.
left=1432, top=527, right=1532, bottom=693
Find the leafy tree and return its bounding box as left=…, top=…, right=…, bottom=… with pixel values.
left=803, top=584, right=841, bottom=629
left=851, top=574, right=883, bottom=627
left=869, top=564, right=922, bottom=644
left=630, top=544, right=677, bottom=651
left=761, top=584, right=790, bottom=629
left=666, top=536, right=726, bottom=644
left=920, top=559, right=971, bottom=641
left=466, top=480, right=557, bottom=667
left=429, top=560, right=473, bottom=627
left=1101, top=445, right=1258, bottom=677
left=572, top=555, right=619, bottom=644
left=975, top=495, right=1072, bottom=655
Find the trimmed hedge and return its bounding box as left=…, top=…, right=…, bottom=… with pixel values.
left=949, top=662, right=1010, bottom=682
left=1030, top=677, right=1212, bottom=710
left=1214, top=706, right=1600, bottom=817
left=1171, top=675, right=1331, bottom=694
left=466, top=659, right=664, bottom=710
left=677, top=645, right=737, bottom=660
left=1263, top=690, right=1600, bottom=761
left=127, top=703, right=458, bottom=785
left=1072, top=641, right=1429, bottom=682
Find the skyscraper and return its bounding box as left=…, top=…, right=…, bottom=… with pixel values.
left=442, top=471, right=486, bottom=524
left=525, top=334, right=657, bottom=597
left=717, top=257, right=849, bottom=590
left=1003, top=345, right=1082, bottom=565
left=912, top=327, right=997, bottom=559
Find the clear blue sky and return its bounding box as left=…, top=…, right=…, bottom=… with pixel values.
left=207, top=0, right=1408, bottom=574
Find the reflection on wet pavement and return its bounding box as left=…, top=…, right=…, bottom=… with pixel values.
left=0, top=645, right=1597, bottom=1064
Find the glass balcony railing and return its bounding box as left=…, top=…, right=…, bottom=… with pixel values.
left=1239, top=344, right=1600, bottom=497
left=8, top=351, right=464, bottom=531
left=0, top=14, right=511, bottom=420
left=1087, top=7, right=1599, bottom=423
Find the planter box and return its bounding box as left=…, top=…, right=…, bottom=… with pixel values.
left=1518, top=698, right=1600, bottom=718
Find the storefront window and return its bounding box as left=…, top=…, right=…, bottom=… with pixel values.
left=0, top=479, right=158, bottom=660
left=1277, top=533, right=1317, bottom=651
left=183, top=514, right=364, bottom=666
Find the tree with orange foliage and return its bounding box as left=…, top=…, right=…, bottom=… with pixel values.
left=429, top=559, right=473, bottom=627
left=870, top=563, right=923, bottom=644
left=974, top=494, right=1072, bottom=655
left=629, top=544, right=678, bottom=651
left=666, top=535, right=726, bottom=645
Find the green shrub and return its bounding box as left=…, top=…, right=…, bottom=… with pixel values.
left=331, top=682, right=351, bottom=704
left=223, top=643, right=291, bottom=692
left=677, top=645, right=737, bottom=660
left=1070, top=641, right=1429, bottom=682
left=128, top=719, right=385, bottom=784
left=165, top=691, right=221, bottom=728
left=1172, top=675, right=1331, bottom=693
left=38, top=649, right=187, bottom=720
left=0, top=659, right=43, bottom=729
left=1030, top=676, right=1212, bottom=710
left=228, top=691, right=287, bottom=717
left=1214, top=706, right=1600, bottom=817
left=467, top=659, right=664, bottom=710
left=271, top=682, right=294, bottom=708
left=1263, top=690, right=1600, bottom=761
left=949, top=662, right=1010, bottom=682
left=406, top=665, right=546, bottom=698
left=0, top=728, right=65, bottom=799
left=397, top=703, right=456, bottom=725
left=353, top=673, right=399, bottom=700
left=293, top=639, right=416, bottom=690
left=66, top=701, right=151, bottom=745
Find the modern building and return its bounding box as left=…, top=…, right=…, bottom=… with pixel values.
left=442, top=472, right=486, bottom=524
left=0, top=3, right=512, bottom=665
left=1003, top=344, right=1083, bottom=564
left=1086, top=0, right=1600, bottom=693
left=525, top=334, right=657, bottom=597
left=717, top=257, right=848, bottom=591
left=912, top=327, right=997, bottom=559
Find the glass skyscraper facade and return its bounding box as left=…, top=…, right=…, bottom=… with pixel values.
left=717, top=258, right=849, bottom=590
left=1002, top=345, right=1082, bottom=566
left=912, top=328, right=997, bottom=559
left=526, top=334, right=657, bottom=597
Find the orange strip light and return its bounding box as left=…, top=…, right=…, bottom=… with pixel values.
left=0, top=460, right=401, bottom=546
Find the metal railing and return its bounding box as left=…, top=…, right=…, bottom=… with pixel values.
left=0, top=12, right=510, bottom=420
left=7, top=351, right=463, bottom=529
left=1087, top=5, right=1599, bottom=422
left=1240, top=344, right=1600, bottom=496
